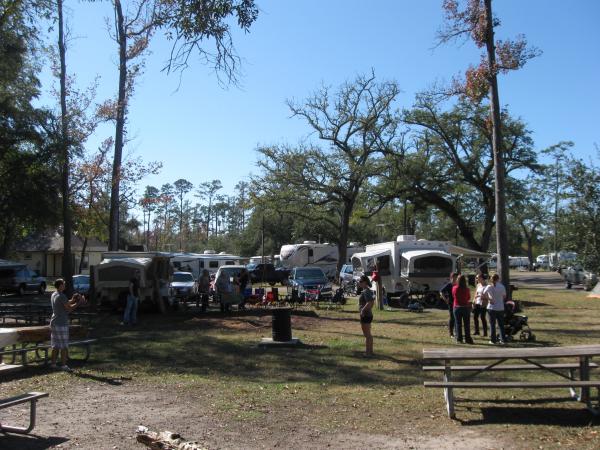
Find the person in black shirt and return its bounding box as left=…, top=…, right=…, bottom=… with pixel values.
left=123, top=270, right=140, bottom=325
left=440, top=272, right=458, bottom=338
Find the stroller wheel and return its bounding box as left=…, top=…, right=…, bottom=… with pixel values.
left=520, top=330, right=533, bottom=341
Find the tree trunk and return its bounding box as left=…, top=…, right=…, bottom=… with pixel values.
left=484, top=0, right=510, bottom=293
left=337, top=203, right=352, bottom=278
left=78, top=236, right=88, bottom=274
left=108, top=0, right=127, bottom=251
left=58, top=0, right=73, bottom=292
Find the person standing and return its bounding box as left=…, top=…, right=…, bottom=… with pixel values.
left=371, top=262, right=384, bottom=311
left=485, top=273, right=508, bottom=344
left=197, top=269, right=211, bottom=312
left=452, top=274, right=474, bottom=344
left=50, top=279, right=83, bottom=371
left=358, top=275, right=375, bottom=356
left=440, top=272, right=458, bottom=338
left=123, top=270, right=140, bottom=325
left=472, top=273, right=488, bottom=337
left=238, top=268, right=250, bottom=310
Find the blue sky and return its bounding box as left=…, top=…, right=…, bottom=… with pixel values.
left=52, top=0, right=600, bottom=197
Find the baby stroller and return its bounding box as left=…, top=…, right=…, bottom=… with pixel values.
left=504, top=300, right=535, bottom=342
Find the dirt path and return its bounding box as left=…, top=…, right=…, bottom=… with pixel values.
left=1, top=379, right=504, bottom=450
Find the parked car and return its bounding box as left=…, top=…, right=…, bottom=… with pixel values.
left=247, top=263, right=288, bottom=286
left=339, top=264, right=354, bottom=285
left=288, top=266, right=333, bottom=300
left=169, top=271, right=198, bottom=304
left=72, top=274, right=90, bottom=295
left=563, top=265, right=598, bottom=291
left=0, top=263, right=46, bottom=296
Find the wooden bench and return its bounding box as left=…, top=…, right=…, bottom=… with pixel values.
left=423, top=344, right=600, bottom=419
left=0, top=391, right=48, bottom=434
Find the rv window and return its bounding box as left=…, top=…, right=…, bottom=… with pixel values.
left=401, top=256, right=409, bottom=275
left=377, top=255, right=391, bottom=276
left=308, top=249, right=314, bottom=257
left=209, top=261, right=219, bottom=269
left=413, top=256, right=453, bottom=274
left=225, top=261, right=235, bottom=266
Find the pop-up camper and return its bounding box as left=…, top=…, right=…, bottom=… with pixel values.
left=95, top=251, right=172, bottom=312
left=351, top=235, right=489, bottom=307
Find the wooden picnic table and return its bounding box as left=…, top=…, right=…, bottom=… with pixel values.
left=423, top=344, right=600, bottom=419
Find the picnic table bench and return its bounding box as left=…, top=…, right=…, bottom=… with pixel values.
left=0, top=391, right=48, bottom=434
left=423, top=344, right=600, bottom=419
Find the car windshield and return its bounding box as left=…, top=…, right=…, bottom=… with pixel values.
left=295, top=269, right=326, bottom=279
left=173, top=273, right=194, bottom=282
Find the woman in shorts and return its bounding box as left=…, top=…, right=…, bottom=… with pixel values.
left=358, top=275, right=375, bottom=356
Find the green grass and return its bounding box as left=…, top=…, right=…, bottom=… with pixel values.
left=3, top=285, right=600, bottom=448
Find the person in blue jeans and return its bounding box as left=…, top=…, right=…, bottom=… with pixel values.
left=484, top=273, right=507, bottom=344
left=123, top=271, right=140, bottom=325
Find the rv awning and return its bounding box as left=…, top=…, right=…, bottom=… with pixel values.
left=402, top=249, right=451, bottom=259
left=446, top=244, right=490, bottom=258
left=100, top=257, right=153, bottom=267
left=351, top=249, right=392, bottom=261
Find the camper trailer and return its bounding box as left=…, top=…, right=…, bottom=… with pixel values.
left=351, top=235, right=488, bottom=307
left=549, top=251, right=577, bottom=272
left=280, top=241, right=339, bottom=278
left=346, top=242, right=365, bottom=264
left=94, top=251, right=172, bottom=311
left=171, top=250, right=242, bottom=278
left=249, top=255, right=273, bottom=265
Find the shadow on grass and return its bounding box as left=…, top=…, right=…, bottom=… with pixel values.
left=71, top=371, right=132, bottom=385
left=88, top=312, right=423, bottom=388
left=0, top=434, right=68, bottom=450
left=459, top=406, right=600, bottom=427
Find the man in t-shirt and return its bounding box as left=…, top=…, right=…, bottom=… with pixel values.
left=440, top=272, right=458, bottom=338
left=50, top=278, right=83, bottom=371
left=484, top=273, right=507, bottom=344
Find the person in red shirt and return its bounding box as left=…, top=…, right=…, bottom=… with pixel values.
left=452, top=274, right=473, bottom=344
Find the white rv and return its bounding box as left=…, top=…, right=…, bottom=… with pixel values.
left=549, top=251, right=577, bottom=271
left=280, top=241, right=339, bottom=278
left=171, top=250, right=241, bottom=278
left=346, top=242, right=365, bottom=264
left=95, top=251, right=173, bottom=311
left=249, top=255, right=273, bottom=265
left=351, top=235, right=488, bottom=305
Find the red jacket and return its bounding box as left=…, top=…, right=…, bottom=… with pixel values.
left=452, top=285, right=471, bottom=307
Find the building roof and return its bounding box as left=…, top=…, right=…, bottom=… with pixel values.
left=15, top=232, right=107, bottom=253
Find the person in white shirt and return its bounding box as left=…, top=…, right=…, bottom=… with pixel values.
left=484, top=273, right=507, bottom=344
left=472, top=273, right=488, bottom=337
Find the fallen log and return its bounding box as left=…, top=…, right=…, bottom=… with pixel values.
left=136, top=427, right=207, bottom=450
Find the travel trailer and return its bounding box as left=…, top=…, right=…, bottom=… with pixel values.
left=171, top=250, right=242, bottom=278
left=346, top=242, right=365, bottom=264
left=351, top=235, right=489, bottom=307
left=94, top=251, right=172, bottom=312
left=509, top=256, right=530, bottom=269
left=280, top=242, right=339, bottom=278
left=549, top=251, right=577, bottom=271
left=249, top=255, right=273, bottom=265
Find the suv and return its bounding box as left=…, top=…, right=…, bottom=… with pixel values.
left=247, top=263, right=289, bottom=286
left=169, top=271, right=198, bottom=303
left=0, top=264, right=47, bottom=296
left=563, top=265, right=598, bottom=291
left=288, top=266, right=332, bottom=300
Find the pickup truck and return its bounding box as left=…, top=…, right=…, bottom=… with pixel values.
left=247, top=263, right=289, bottom=286
left=563, top=265, right=598, bottom=291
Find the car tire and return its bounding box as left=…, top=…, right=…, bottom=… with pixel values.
left=39, top=283, right=46, bottom=295
left=18, top=284, right=26, bottom=297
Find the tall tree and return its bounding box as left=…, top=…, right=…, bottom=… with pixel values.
left=106, top=0, right=258, bottom=250
left=173, top=178, right=193, bottom=250
left=256, top=73, right=403, bottom=274
left=196, top=179, right=222, bottom=240
left=439, top=0, right=540, bottom=290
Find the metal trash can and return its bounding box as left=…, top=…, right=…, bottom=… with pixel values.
left=271, top=307, right=292, bottom=342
